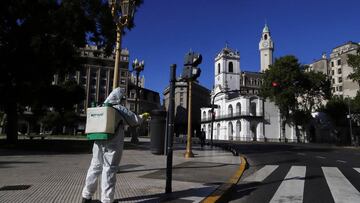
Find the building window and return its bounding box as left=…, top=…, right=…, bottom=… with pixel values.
left=236, top=102, right=241, bottom=115
left=332, top=87, right=335, bottom=92
left=338, top=77, right=342, bottom=83
left=331, top=70, right=334, bottom=75
left=339, top=86, right=343, bottom=91
left=228, top=105, right=233, bottom=117
left=332, top=78, right=335, bottom=84
left=130, top=92, right=135, bottom=98
left=130, top=103, right=135, bottom=111
left=337, top=68, right=342, bottom=74
left=218, top=63, right=221, bottom=74
left=250, top=102, right=256, bottom=116
left=337, top=59, right=341, bottom=66
left=331, top=61, right=334, bottom=67
left=229, top=62, right=233, bottom=73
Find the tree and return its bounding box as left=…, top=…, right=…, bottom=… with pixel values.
left=298, top=71, right=331, bottom=113
left=348, top=48, right=360, bottom=87
left=0, top=0, right=143, bottom=143
left=260, top=55, right=303, bottom=141
left=291, top=71, right=331, bottom=141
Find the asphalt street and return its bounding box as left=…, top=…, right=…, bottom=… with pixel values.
left=226, top=142, right=360, bottom=203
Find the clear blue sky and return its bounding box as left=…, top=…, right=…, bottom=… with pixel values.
left=122, top=0, right=360, bottom=99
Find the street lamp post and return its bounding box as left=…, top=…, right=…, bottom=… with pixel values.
left=132, top=59, right=145, bottom=114
left=108, top=0, right=135, bottom=89
left=347, top=97, right=355, bottom=146
left=131, top=59, right=144, bottom=144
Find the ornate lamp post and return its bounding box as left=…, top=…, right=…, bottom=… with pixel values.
left=108, top=0, right=136, bottom=89
left=131, top=58, right=144, bottom=144
left=132, top=59, right=145, bottom=114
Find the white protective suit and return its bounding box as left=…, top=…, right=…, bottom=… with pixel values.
left=82, top=88, right=142, bottom=203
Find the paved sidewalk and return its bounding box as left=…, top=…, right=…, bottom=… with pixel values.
left=0, top=138, right=241, bottom=203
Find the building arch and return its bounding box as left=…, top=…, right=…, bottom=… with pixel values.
left=228, top=122, right=233, bottom=140
left=208, top=124, right=211, bottom=140
left=250, top=122, right=258, bottom=141
left=236, top=102, right=241, bottom=115
left=216, top=123, right=221, bottom=140
left=250, top=97, right=258, bottom=116
left=202, top=111, right=206, bottom=119
left=228, top=104, right=233, bottom=117
left=236, top=120, right=241, bottom=139
left=208, top=110, right=212, bottom=120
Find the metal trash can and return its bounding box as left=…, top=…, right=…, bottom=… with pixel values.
left=149, top=109, right=167, bottom=155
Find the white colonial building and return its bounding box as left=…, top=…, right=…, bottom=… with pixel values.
left=201, top=25, right=301, bottom=142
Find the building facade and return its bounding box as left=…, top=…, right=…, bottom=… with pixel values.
left=308, top=41, right=360, bottom=98
left=49, top=45, right=160, bottom=133
left=163, top=81, right=211, bottom=136
left=201, top=25, right=300, bottom=142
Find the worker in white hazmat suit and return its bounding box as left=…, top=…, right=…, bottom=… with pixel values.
left=82, top=87, right=143, bottom=203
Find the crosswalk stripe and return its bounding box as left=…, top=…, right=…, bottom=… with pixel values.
left=354, top=168, right=360, bottom=174
left=243, top=165, right=278, bottom=182
left=322, top=167, right=360, bottom=203
left=269, top=166, right=306, bottom=203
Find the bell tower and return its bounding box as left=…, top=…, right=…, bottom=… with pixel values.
left=214, top=45, right=240, bottom=94
left=259, top=24, right=274, bottom=72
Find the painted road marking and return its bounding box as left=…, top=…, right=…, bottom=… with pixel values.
left=354, top=168, right=360, bottom=174
left=322, top=167, right=360, bottom=203
left=243, top=165, right=279, bottom=182
left=297, top=153, right=306, bottom=156
left=316, top=156, right=326, bottom=159
left=336, top=160, right=347, bottom=163
left=269, top=166, right=306, bottom=203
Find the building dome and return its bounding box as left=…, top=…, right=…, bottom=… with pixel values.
left=263, top=24, right=270, bottom=33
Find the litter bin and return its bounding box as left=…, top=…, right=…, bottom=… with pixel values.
left=149, top=109, right=167, bottom=155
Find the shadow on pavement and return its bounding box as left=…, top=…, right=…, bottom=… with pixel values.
left=0, top=161, right=42, bottom=168
left=0, top=139, right=149, bottom=156
left=228, top=175, right=322, bottom=201
left=214, top=141, right=335, bottom=155
left=114, top=186, right=214, bottom=202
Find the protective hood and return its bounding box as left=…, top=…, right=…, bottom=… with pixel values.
left=104, top=87, right=125, bottom=105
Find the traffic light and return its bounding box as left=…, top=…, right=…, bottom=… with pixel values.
left=182, top=52, right=202, bottom=80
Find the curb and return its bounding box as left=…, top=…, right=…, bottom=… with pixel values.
left=201, top=156, right=247, bottom=203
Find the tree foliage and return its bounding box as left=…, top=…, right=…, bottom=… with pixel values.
left=321, top=97, right=348, bottom=126
left=298, top=71, right=331, bottom=113
left=0, top=0, right=143, bottom=143
left=348, top=48, right=360, bottom=87
left=260, top=55, right=303, bottom=121
left=260, top=55, right=331, bottom=141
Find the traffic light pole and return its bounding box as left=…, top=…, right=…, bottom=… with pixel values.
left=165, top=64, right=176, bottom=194
left=185, top=80, right=194, bottom=158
